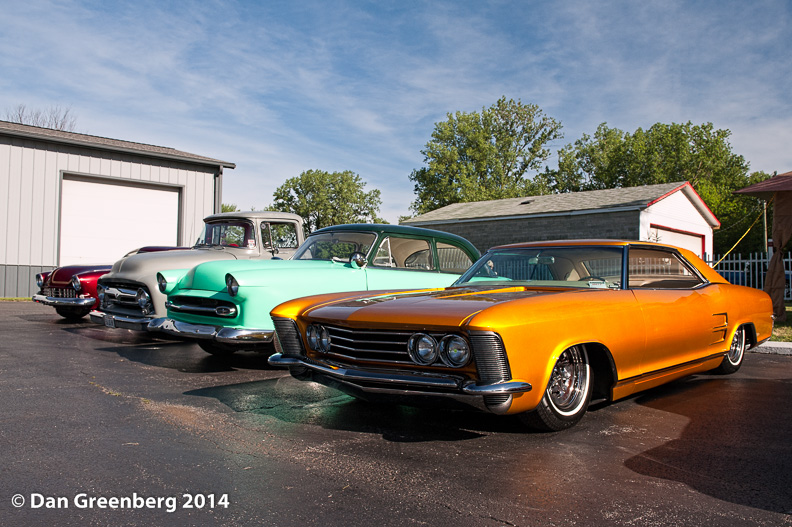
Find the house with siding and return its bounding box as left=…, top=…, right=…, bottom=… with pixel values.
left=402, top=182, right=719, bottom=257
left=0, top=120, right=234, bottom=297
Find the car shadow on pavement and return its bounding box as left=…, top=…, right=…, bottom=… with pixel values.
left=94, top=343, right=276, bottom=373
left=184, top=377, right=528, bottom=442
left=625, top=375, right=792, bottom=514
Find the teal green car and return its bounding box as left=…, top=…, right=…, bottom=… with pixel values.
left=148, top=224, right=480, bottom=355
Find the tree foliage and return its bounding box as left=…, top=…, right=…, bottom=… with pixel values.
left=221, top=203, right=239, bottom=212
left=540, top=122, right=771, bottom=254
left=5, top=104, right=77, bottom=131
left=408, top=97, right=563, bottom=215
left=272, top=170, right=385, bottom=232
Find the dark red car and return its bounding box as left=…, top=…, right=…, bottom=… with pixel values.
left=33, top=247, right=183, bottom=320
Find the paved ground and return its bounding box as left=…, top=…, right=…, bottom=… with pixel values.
left=1, top=301, right=791, bottom=526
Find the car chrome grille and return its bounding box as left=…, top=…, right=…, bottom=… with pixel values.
left=166, top=296, right=237, bottom=318
left=100, top=282, right=147, bottom=315
left=319, top=326, right=447, bottom=365
left=42, top=287, right=77, bottom=298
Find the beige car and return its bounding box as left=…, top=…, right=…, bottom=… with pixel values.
left=90, top=211, right=304, bottom=331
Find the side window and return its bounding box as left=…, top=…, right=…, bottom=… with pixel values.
left=371, top=237, right=433, bottom=270
left=628, top=248, right=704, bottom=289
left=267, top=222, right=299, bottom=249
left=437, top=242, right=474, bottom=273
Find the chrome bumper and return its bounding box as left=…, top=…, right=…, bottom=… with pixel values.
left=89, top=310, right=151, bottom=331
left=268, top=353, right=532, bottom=413
left=147, top=318, right=274, bottom=345
left=32, top=294, right=95, bottom=308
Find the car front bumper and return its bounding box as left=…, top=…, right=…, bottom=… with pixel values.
left=147, top=317, right=275, bottom=345
left=267, top=352, right=532, bottom=414
left=32, top=294, right=95, bottom=308
left=89, top=310, right=152, bottom=331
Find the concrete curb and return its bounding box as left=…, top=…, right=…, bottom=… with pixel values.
left=753, top=341, right=792, bottom=356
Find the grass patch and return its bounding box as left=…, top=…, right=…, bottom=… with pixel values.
left=0, top=298, right=30, bottom=302
left=772, top=305, right=792, bottom=342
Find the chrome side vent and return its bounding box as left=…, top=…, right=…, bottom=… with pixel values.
left=470, top=331, right=513, bottom=409
left=272, top=317, right=304, bottom=357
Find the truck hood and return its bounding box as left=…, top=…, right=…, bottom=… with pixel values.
left=108, top=248, right=237, bottom=282
left=180, top=259, right=346, bottom=291
left=304, top=285, right=577, bottom=328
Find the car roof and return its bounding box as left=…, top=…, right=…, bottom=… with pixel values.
left=311, top=223, right=480, bottom=257
left=492, top=239, right=679, bottom=250
left=203, top=211, right=303, bottom=222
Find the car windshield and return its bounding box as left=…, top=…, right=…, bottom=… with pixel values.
left=456, top=246, right=624, bottom=289
left=195, top=221, right=256, bottom=248
left=293, top=231, right=378, bottom=261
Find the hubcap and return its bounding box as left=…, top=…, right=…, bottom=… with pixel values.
left=547, top=346, right=588, bottom=413
left=728, top=328, right=745, bottom=364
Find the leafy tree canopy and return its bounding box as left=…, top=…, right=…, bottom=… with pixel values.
left=409, top=97, right=563, bottom=215
left=272, top=169, right=385, bottom=232
left=540, top=122, right=771, bottom=254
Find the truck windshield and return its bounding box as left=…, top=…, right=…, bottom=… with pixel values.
left=195, top=221, right=256, bottom=248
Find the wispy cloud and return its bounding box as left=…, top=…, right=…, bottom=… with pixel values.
left=2, top=0, right=790, bottom=221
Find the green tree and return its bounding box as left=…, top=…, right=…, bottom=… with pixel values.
left=272, top=170, right=385, bottom=232
left=409, top=97, right=563, bottom=214
left=221, top=203, right=239, bottom=212
left=543, top=122, right=771, bottom=254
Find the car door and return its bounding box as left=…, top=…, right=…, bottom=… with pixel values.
left=628, top=246, right=728, bottom=375
left=364, top=236, right=466, bottom=290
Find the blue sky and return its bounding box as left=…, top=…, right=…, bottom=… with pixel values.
left=2, top=0, right=791, bottom=222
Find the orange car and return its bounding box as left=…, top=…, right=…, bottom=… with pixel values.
left=268, top=240, right=773, bottom=431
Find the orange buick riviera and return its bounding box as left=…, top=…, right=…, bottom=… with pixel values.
left=268, top=240, right=773, bottom=431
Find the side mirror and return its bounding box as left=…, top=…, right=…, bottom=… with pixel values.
left=350, top=252, right=367, bottom=269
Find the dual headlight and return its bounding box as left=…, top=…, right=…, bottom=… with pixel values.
left=306, top=324, right=331, bottom=352
left=408, top=333, right=471, bottom=368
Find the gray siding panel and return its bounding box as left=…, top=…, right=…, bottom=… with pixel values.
left=0, top=134, right=219, bottom=269
left=419, top=211, right=642, bottom=254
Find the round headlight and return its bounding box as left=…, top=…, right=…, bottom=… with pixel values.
left=136, top=288, right=151, bottom=308
left=408, top=333, right=438, bottom=365
left=306, top=324, right=331, bottom=352
left=70, top=275, right=82, bottom=292
left=97, top=284, right=106, bottom=303
left=157, top=273, right=167, bottom=293
left=440, top=335, right=471, bottom=367
left=36, top=274, right=45, bottom=288
left=318, top=326, right=331, bottom=352
left=226, top=274, right=239, bottom=297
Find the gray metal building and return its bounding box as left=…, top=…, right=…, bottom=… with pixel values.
left=0, top=120, right=235, bottom=297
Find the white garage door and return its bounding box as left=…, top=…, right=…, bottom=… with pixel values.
left=60, top=178, right=180, bottom=264
left=650, top=226, right=704, bottom=257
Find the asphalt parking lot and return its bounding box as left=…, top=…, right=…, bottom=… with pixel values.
left=1, top=301, right=791, bottom=527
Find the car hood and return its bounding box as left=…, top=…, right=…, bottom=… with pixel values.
left=180, top=259, right=347, bottom=291
left=304, top=285, right=578, bottom=328
left=48, top=265, right=112, bottom=286
left=107, top=248, right=237, bottom=281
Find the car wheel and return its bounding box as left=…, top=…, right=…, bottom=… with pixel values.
left=712, top=326, right=746, bottom=375
left=55, top=306, right=91, bottom=320
left=198, top=341, right=237, bottom=357
left=519, top=345, right=592, bottom=432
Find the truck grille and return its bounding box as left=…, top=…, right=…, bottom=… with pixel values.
left=99, top=282, right=147, bottom=315
left=41, top=287, right=77, bottom=298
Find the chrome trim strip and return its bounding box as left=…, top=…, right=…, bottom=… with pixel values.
left=32, top=294, right=95, bottom=307
left=268, top=353, right=532, bottom=393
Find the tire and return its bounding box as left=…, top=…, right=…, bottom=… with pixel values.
left=55, top=306, right=91, bottom=320
left=519, top=345, right=593, bottom=432
left=712, top=326, right=746, bottom=375
left=198, top=340, right=238, bottom=357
